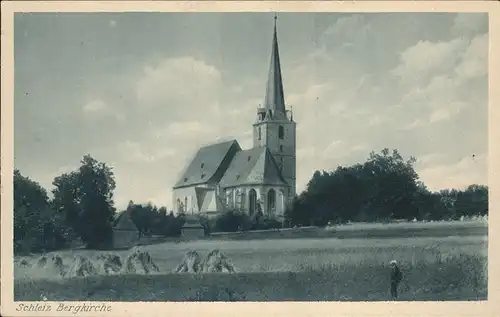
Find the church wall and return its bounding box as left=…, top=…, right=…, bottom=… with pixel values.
left=257, top=184, right=288, bottom=218
left=173, top=186, right=196, bottom=215
left=253, top=123, right=268, bottom=148
left=279, top=122, right=296, bottom=198
left=202, top=190, right=218, bottom=214
left=174, top=184, right=222, bottom=216
left=252, top=119, right=297, bottom=199
left=223, top=184, right=288, bottom=218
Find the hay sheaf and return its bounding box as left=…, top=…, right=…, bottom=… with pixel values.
left=175, top=250, right=202, bottom=273
left=96, top=254, right=123, bottom=275
left=175, top=249, right=235, bottom=273
left=34, top=254, right=66, bottom=276
left=64, top=255, right=98, bottom=278
left=19, top=258, right=31, bottom=267
left=36, top=256, right=48, bottom=268
left=201, top=249, right=235, bottom=273
left=124, top=249, right=160, bottom=274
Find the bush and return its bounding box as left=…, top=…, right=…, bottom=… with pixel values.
left=196, top=214, right=215, bottom=235
left=214, top=210, right=252, bottom=232
left=255, top=215, right=282, bottom=230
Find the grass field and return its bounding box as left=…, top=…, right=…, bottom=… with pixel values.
left=14, top=222, right=488, bottom=301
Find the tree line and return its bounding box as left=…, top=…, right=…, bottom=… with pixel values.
left=285, top=149, right=488, bottom=227
left=14, top=149, right=488, bottom=254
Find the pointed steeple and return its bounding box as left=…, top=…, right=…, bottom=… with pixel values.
left=263, top=14, right=287, bottom=120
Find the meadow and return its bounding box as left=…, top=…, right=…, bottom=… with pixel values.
left=14, top=221, right=488, bottom=301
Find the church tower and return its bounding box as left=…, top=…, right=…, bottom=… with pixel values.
left=253, top=15, right=297, bottom=201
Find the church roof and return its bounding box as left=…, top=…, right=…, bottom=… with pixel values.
left=173, top=139, right=241, bottom=189
left=263, top=16, right=287, bottom=120
left=219, top=146, right=288, bottom=188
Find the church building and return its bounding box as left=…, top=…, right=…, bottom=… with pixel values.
left=172, top=18, right=296, bottom=221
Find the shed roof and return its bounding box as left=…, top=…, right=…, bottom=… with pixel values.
left=113, top=209, right=138, bottom=231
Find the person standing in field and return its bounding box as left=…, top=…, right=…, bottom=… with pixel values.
left=390, top=260, right=403, bottom=300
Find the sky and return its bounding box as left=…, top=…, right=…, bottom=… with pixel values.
left=14, top=12, right=489, bottom=210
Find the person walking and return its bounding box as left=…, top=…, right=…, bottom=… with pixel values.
left=390, top=260, right=403, bottom=300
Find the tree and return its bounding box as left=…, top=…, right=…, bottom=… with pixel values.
left=52, top=155, right=116, bottom=249
left=14, top=170, right=68, bottom=253
left=289, top=148, right=421, bottom=225
left=455, top=185, right=488, bottom=218
left=128, top=201, right=159, bottom=237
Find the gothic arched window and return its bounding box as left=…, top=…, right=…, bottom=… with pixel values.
left=278, top=125, right=284, bottom=139
left=267, top=189, right=276, bottom=214
left=248, top=189, right=257, bottom=216
left=258, top=127, right=262, bottom=140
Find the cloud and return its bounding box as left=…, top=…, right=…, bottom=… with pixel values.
left=451, top=13, right=488, bottom=37
left=455, top=33, right=488, bottom=80
left=417, top=153, right=444, bottom=166
left=83, top=99, right=108, bottom=113
left=368, top=115, right=389, bottom=126
left=393, top=28, right=488, bottom=129
left=323, top=140, right=346, bottom=159
left=153, top=121, right=215, bottom=138
left=114, top=140, right=177, bottom=163
left=391, top=38, right=468, bottom=85
left=418, top=153, right=487, bottom=191
left=400, top=118, right=426, bottom=131
left=136, top=57, right=223, bottom=113
left=82, top=99, right=126, bottom=122
left=297, top=146, right=316, bottom=162
left=322, top=14, right=373, bottom=50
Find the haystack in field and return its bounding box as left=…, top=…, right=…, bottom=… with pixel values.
left=34, top=254, right=66, bottom=276
left=124, top=249, right=159, bottom=274
left=64, top=255, right=98, bottom=278
left=201, top=249, right=235, bottom=273
left=96, top=254, right=123, bottom=274
left=50, top=255, right=65, bottom=275
left=175, top=250, right=202, bottom=273
left=19, top=258, right=30, bottom=267
left=36, top=255, right=48, bottom=268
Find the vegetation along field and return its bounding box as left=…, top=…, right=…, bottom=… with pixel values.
left=15, top=229, right=487, bottom=301
left=13, top=149, right=488, bottom=301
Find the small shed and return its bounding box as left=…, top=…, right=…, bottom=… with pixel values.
left=181, top=215, right=206, bottom=240
left=112, top=209, right=139, bottom=249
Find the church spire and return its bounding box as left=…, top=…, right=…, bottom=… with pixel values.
left=263, top=14, right=287, bottom=120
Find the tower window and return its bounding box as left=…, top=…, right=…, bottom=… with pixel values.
left=258, top=127, right=261, bottom=140
left=280, top=145, right=283, bottom=152
left=279, top=125, right=284, bottom=139
left=201, top=162, right=204, bottom=169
